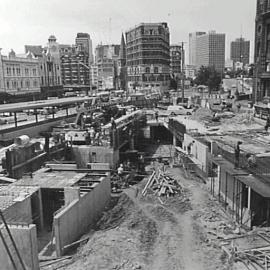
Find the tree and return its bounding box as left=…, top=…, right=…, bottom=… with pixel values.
left=194, top=66, right=222, bottom=92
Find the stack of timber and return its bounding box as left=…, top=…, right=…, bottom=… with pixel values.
left=142, top=169, right=183, bottom=201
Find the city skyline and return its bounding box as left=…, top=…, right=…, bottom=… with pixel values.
left=0, top=0, right=256, bottom=62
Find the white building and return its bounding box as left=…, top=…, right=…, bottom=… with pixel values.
left=0, top=49, right=40, bottom=96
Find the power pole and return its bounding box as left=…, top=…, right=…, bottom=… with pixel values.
left=181, top=42, right=185, bottom=102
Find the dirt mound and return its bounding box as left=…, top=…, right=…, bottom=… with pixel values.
left=96, top=194, right=135, bottom=230
left=190, top=107, right=213, bottom=122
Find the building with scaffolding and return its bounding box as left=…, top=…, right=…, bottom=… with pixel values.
left=254, top=0, right=270, bottom=102
left=125, top=22, right=171, bottom=93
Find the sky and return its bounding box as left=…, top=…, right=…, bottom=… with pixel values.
left=0, top=0, right=257, bottom=63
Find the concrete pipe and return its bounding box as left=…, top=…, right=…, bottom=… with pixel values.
left=14, top=135, right=30, bottom=146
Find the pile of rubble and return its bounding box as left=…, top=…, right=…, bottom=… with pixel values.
left=142, top=169, right=183, bottom=204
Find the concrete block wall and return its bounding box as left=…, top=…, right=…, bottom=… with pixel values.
left=54, top=176, right=111, bottom=256
left=0, top=224, right=39, bottom=270
left=72, top=145, right=119, bottom=169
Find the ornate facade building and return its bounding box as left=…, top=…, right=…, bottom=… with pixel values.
left=125, top=22, right=170, bottom=93
left=0, top=49, right=40, bottom=99
left=25, top=35, right=63, bottom=97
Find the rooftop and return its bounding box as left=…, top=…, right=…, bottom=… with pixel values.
left=0, top=185, right=39, bottom=211
left=14, top=168, right=87, bottom=189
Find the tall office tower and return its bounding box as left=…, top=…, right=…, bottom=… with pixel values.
left=170, top=44, right=184, bottom=78
left=95, top=44, right=120, bottom=90
left=196, top=31, right=225, bottom=74
left=189, top=32, right=206, bottom=66
left=254, top=0, right=270, bottom=101
left=230, top=38, right=250, bottom=67
left=75, top=33, right=94, bottom=64
left=125, top=22, right=170, bottom=93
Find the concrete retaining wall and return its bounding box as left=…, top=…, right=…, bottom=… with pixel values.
left=3, top=196, right=32, bottom=224
left=72, top=145, right=119, bottom=169
left=54, top=176, right=111, bottom=256
left=0, top=224, right=39, bottom=270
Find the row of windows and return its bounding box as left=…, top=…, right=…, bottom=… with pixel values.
left=6, top=79, right=39, bottom=89
left=6, top=67, right=37, bottom=76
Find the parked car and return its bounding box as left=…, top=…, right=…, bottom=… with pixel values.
left=167, top=105, right=195, bottom=116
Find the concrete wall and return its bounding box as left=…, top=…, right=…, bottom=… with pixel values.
left=3, top=196, right=32, bottom=224
left=72, top=145, right=119, bottom=169
left=64, top=187, right=80, bottom=206
left=183, top=134, right=209, bottom=173
left=0, top=224, right=39, bottom=270
left=54, top=176, right=111, bottom=256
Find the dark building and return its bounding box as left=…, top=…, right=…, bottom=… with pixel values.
left=125, top=22, right=170, bottom=93
left=254, top=0, right=270, bottom=101
left=59, top=44, right=90, bottom=92
left=230, top=38, right=250, bottom=67
left=75, top=33, right=93, bottom=64
left=170, top=45, right=184, bottom=78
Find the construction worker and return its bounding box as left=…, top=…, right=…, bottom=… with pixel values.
left=155, top=111, right=159, bottom=122
left=111, top=117, right=117, bottom=130
left=265, top=115, right=270, bottom=132
left=234, top=141, right=242, bottom=169
left=117, top=164, right=124, bottom=180
left=237, top=103, right=241, bottom=113
left=187, top=141, right=195, bottom=155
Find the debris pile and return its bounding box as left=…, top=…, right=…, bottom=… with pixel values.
left=142, top=169, right=183, bottom=203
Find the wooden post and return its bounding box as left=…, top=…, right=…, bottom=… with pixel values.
left=14, top=112, right=17, bottom=127
left=225, top=173, right=228, bottom=210
left=247, top=186, right=251, bottom=210
left=34, top=109, right=38, bottom=123
left=232, top=177, right=236, bottom=218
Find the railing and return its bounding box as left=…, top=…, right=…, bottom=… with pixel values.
left=215, top=146, right=270, bottom=181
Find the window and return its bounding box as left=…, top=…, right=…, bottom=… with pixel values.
left=25, top=68, right=29, bottom=76
left=6, top=81, right=9, bottom=89
left=16, top=68, right=20, bottom=76
left=145, top=67, right=150, bottom=73
left=154, top=67, right=159, bottom=73
left=33, top=69, right=37, bottom=76
left=33, top=80, right=38, bottom=87
left=21, top=81, right=23, bottom=88
left=26, top=80, right=30, bottom=88
left=13, top=67, right=15, bottom=75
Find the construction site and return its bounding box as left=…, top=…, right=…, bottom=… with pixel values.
left=1, top=96, right=270, bottom=270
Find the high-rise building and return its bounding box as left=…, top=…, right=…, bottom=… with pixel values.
left=59, top=44, right=90, bottom=92
left=195, top=31, right=225, bottom=74
left=125, top=22, right=170, bottom=93
left=230, top=38, right=250, bottom=68
left=189, top=32, right=206, bottom=66
left=170, top=45, right=184, bottom=78
left=254, top=0, right=270, bottom=101
left=75, top=33, right=94, bottom=64
left=59, top=34, right=94, bottom=93
left=95, top=44, right=120, bottom=90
